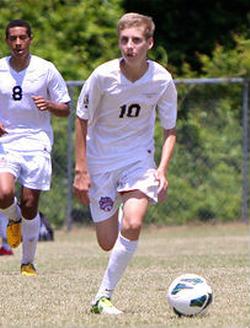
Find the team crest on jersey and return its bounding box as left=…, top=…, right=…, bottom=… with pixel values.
left=99, top=196, right=114, bottom=212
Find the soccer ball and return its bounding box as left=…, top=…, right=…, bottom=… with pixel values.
left=166, top=273, right=213, bottom=317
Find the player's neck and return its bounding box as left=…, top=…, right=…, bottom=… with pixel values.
left=9, top=54, right=31, bottom=72
left=121, top=59, right=148, bottom=82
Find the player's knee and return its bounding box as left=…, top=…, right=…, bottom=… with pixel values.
left=21, top=207, right=37, bottom=220
left=21, top=194, right=39, bottom=218
left=97, top=237, right=116, bottom=251
left=0, top=189, right=14, bottom=208
left=122, top=219, right=142, bottom=240
left=21, top=201, right=38, bottom=219
left=100, top=244, right=113, bottom=252
left=124, top=219, right=142, bottom=233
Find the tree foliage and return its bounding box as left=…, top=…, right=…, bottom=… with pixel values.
left=0, top=0, right=123, bottom=80
left=198, top=34, right=250, bottom=77
left=123, top=0, right=250, bottom=75
left=1, top=0, right=249, bottom=78
left=0, top=0, right=249, bottom=225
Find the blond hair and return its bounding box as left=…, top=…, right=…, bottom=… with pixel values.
left=117, top=13, right=155, bottom=39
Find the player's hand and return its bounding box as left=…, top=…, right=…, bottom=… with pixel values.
left=155, top=169, right=169, bottom=202
left=32, top=95, right=49, bottom=111
left=0, top=123, right=8, bottom=136
left=73, top=171, right=91, bottom=205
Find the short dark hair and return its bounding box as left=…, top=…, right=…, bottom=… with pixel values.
left=5, top=19, right=32, bottom=39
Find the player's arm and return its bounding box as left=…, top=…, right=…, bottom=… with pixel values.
left=32, top=96, right=70, bottom=117
left=73, top=116, right=91, bottom=205
left=156, top=127, right=176, bottom=202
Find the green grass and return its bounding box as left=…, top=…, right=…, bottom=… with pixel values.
left=0, top=222, right=249, bottom=328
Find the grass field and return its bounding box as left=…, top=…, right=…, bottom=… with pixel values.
left=0, top=222, right=249, bottom=328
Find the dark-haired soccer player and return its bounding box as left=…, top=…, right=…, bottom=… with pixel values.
left=0, top=19, right=70, bottom=275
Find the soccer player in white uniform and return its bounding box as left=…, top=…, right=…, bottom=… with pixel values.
left=0, top=19, right=70, bottom=275
left=74, top=13, right=177, bottom=314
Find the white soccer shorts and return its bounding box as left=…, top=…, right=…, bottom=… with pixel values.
left=0, top=149, right=52, bottom=191
left=89, top=160, right=159, bottom=223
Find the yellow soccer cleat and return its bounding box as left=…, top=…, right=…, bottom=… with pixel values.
left=21, top=263, right=37, bottom=277
left=6, top=219, right=22, bottom=248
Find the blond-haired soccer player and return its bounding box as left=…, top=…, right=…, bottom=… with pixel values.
left=0, top=19, right=70, bottom=275
left=74, top=13, right=177, bottom=314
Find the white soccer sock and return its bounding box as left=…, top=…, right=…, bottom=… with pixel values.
left=0, top=212, right=8, bottom=238
left=94, top=233, right=138, bottom=302
left=0, top=197, right=20, bottom=222
left=21, top=213, right=40, bottom=265
left=0, top=213, right=11, bottom=250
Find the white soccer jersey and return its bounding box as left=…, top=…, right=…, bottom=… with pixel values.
left=0, top=55, right=70, bottom=153
left=77, top=58, right=177, bottom=174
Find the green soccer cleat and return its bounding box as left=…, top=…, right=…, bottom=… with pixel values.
left=91, top=297, right=123, bottom=315
left=21, top=263, right=37, bottom=277
left=6, top=219, right=22, bottom=248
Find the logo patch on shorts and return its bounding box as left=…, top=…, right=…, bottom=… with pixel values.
left=99, top=196, right=114, bottom=212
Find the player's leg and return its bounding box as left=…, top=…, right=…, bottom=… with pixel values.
left=101, top=160, right=158, bottom=300
left=92, top=191, right=148, bottom=313
left=0, top=172, right=22, bottom=248
left=95, top=211, right=119, bottom=251
left=19, top=152, right=51, bottom=276
left=88, top=170, right=123, bottom=314
left=89, top=170, right=121, bottom=252
left=91, top=211, right=125, bottom=315
left=91, top=210, right=124, bottom=314
left=20, top=187, right=41, bottom=276
left=121, top=190, right=149, bottom=240
left=0, top=172, right=16, bottom=209
left=91, top=161, right=158, bottom=314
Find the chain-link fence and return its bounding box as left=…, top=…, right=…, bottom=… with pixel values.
left=39, top=78, right=249, bottom=229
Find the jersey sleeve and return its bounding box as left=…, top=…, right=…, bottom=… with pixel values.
left=76, top=71, right=102, bottom=122
left=47, top=63, right=71, bottom=104
left=157, top=79, right=177, bottom=129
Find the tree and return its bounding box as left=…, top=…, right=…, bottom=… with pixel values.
left=198, top=34, right=250, bottom=77
left=123, top=0, right=250, bottom=74
left=0, top=0, right=123, bottom=80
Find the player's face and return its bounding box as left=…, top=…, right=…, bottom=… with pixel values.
left=119, top=26, right=153, bottom=66
left=6, top=26, right=32, bottom=59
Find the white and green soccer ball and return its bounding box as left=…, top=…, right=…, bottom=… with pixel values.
left=167, top=273, right=213, bottom=317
